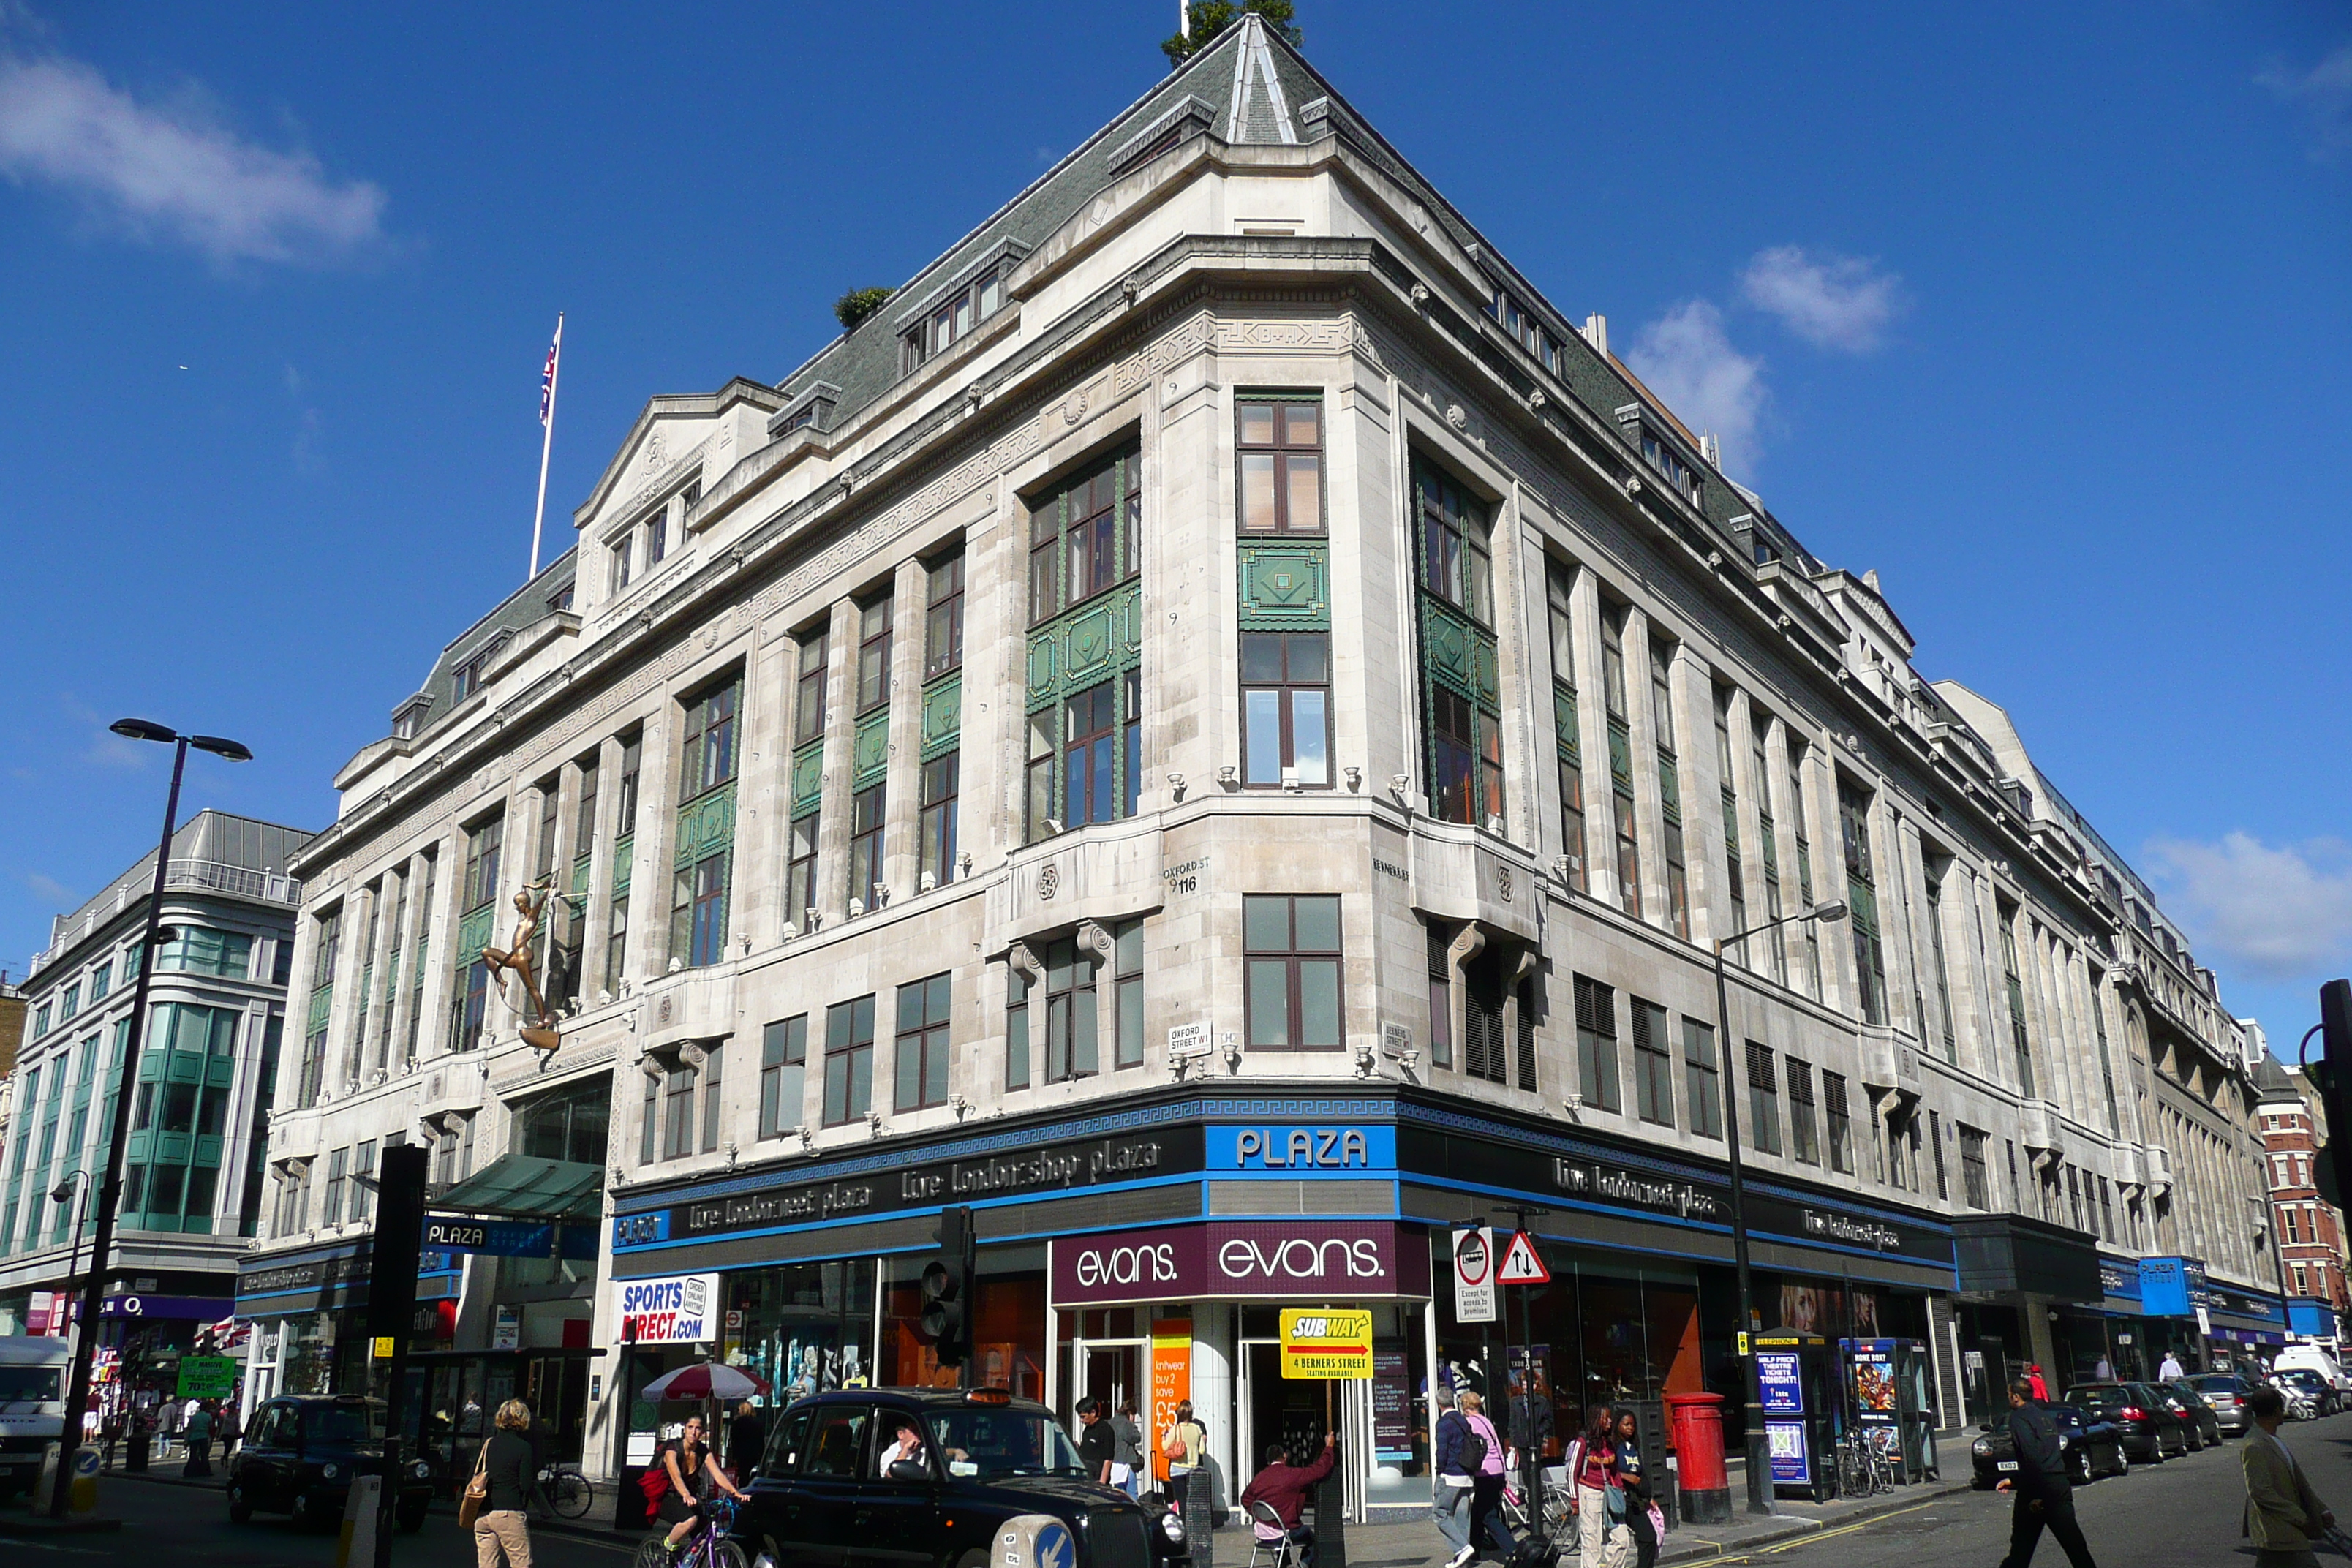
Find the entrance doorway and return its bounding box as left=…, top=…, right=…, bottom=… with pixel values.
left=1241, top=1339, right=1330, bottom=1469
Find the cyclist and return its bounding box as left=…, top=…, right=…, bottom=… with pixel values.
left=655, top=1414, right=752, bottom=1562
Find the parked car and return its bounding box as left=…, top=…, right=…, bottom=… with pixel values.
left=2274, top=1343, right=2351, bottom=1396
left=736, top=1387, right=1188, bottom=1568
left=2185, top=1373, right=2256, bottom=1437
left=2157, top=1382, right=2223, bottom=1447
left=2274, top=1368, right=2337, bottom=1419
left=226, top=1395, right=433, bottom=1532
left=1970, top=1402, right=2127, bottom=1489
left=2065, top=1382, right=2193, bottom=1462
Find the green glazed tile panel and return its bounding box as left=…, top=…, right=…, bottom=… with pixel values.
left=1553, top=687, right=1581, bottom=762
left=613, top=834, right=635, bottom=895
left=791, top=744, right=824, bottom=818
left=457, top=902, right=497, bottom=962
left=921, top=675, right=962, bottom=761
left=853, top=713, right=891, bottom=788
left=305, top=981, right=333, bottom=1033
left=1027, top=581, right=1141, bottom=715
left=675, top=780, right=736, bottom=867
left=1237, top=543, right=1331, bottom=629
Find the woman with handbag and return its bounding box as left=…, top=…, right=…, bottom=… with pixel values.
left=466, top=1399, right=546, bottom=1568
left=1613, top=1408, right=1661, bottom=1568
left=1566, top=1406, right=1623, bottom=1568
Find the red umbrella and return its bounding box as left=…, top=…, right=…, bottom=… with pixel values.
left=640, top=1362, right=771, bottom=1401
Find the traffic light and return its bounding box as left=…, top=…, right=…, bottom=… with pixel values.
left=2318, top=980, right=2352, bottom=1211
left=368, top=1145, right=429, bottom=1343
left=920, top=1205, right=976, bottom=1371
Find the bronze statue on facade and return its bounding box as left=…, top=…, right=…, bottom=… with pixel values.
left=481, top=875, right=563, bottom=1055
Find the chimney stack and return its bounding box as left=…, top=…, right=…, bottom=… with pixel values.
left=1583, top=314, right=1608, bottom=357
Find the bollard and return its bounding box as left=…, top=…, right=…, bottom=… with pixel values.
left=1313, top=1470, right=1348, bottom=1568
left=127, top=1428, right=149, bottom=1473
left=1184, top=1466, right=1215, bottom=1568
left=70, top=1444, right=101, bottom=1512
left=335, top=1475, right=382, bottom=1568
left=992, top=1513, right=1077, bottom=1568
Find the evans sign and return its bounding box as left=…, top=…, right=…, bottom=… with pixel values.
left=1051, top=1221, right=1428, bottom=1305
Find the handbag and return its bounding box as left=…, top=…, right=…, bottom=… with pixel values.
left=458, top=1441, right=491, bottom=1529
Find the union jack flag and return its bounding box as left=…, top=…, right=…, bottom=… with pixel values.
left=540, top=318, right=563, bottom=427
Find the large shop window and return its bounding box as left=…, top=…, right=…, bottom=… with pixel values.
left=731, top=1259, right=878, bottom=1402
left=1244, top=895, right=1342, bottom=1051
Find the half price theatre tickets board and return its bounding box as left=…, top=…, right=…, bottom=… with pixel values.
left=1280, top=1308, right=1375, bottom=1379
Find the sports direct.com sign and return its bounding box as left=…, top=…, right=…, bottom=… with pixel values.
left=1051, top=1221, right=1429, bottom=1305
left=616, top=1273, right=720, bottom=1344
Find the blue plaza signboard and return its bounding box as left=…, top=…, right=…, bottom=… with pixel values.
left=2139, top=1256, right=2210, bottom=1316
left=424, top=1215, right=598, bottom=1259
left=1209, top=1125, right=1398, bottom=1171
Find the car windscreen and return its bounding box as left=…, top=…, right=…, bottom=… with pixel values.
left=2278, top=1370, right=2328, bottom=1390
left=2187, top=1376, right=2244, bottom=1393
left=2068, top=1386, right=2127, bottom=1411
left=0, top=1365, right=61, bottom=1403
left=926, top=1409, right=1088, bottom=1479
left=305, top=1404, right=388, bottom=1444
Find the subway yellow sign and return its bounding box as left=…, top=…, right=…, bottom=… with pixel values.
left=1278, top=1308, right=1374, bottom=1379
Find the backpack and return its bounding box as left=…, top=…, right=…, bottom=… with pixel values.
left=1458, top=1425, right=1489, bottom=1474
left=1507, top=1537, right=1561, bottom=1568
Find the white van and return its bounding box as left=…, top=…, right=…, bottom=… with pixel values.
left=2274, top=1343, right=2351, bottom=1392
left=0, top=1336, right=73, bottom=1501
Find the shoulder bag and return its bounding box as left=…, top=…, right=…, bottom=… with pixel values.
left=458, top=1439, right=492, bottom=1529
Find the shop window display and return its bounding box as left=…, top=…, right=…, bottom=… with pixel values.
left=728, top=1259, right=877, bottom=1403
left=885, top=1249, right=1046, bottom=1397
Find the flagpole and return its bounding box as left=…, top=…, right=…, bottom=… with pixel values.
left=529, top=312, right=564, bottom=581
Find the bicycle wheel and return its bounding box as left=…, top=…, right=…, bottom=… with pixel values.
left=551, top=1469, right=593, bottom=1518
left=633, top=1535, right=674, bottom=1568
left=710, top=1541, right=750, bottom=1568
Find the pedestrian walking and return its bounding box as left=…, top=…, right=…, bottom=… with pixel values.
left=1455, top=1391, right=1515, bottom=1563
left=727, top=1401, right=765, bottom=1483
left=2243, top=1386, right=2336, bottom=1568
left=1614, top=1408, right=1659, bottom=1568
left=182, top=1401, right=214, bottom=1478
left=217, top=1401, right=241, bottom=1460
left=472, top=1399, right=545, bottom=1568
left=1160, top=1399, right=1205, bottom=1492
left=2158, top=1350, right=2185, bottom=1383
left=1431, top=1390, right=1474, bottom=1565
left=1111, top=1399, right=1145, bottom=1497
left=1994, top=1377, right=2096, bottom=1568
left=1567, top=1406, right=1624, bottom=1568
left=1075, top=1398, right=1115, bottom=1486
left=2025, top=1365, right=2048, bottom=1402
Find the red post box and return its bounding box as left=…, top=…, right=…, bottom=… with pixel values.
left=1665, top=1391, right=1730, bottom=1524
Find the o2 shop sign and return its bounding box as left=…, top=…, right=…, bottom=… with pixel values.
left=1052, top=1221, right=1428, bottom=1303
left=617, top=1273, right=720, bottom=1343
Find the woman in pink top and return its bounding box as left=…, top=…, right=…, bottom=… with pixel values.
left=1570, top=1405, right=1622, bottom=1567
left=1457, top=1391, right=1513, bottom=1559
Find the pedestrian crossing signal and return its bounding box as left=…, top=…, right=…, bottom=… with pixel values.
left=1498, top=1230, right=1550, bottom=1284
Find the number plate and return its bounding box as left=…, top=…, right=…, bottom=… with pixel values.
left=1996, top=1460, right=2019, bottom=1471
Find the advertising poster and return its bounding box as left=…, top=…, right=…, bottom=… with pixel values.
left=1847, top=1340, right=1899, bottom=1459
left=1371, top=1342, right=1414, bottom=1463
left=1766, top=1420, right=1811, bottom=1485
left=1279, top=1308, right=1375, bottom=1379
left=1757, top=1352, right=1803, bottom=1415
left=1150, top=1321, right=1191, bottom=1482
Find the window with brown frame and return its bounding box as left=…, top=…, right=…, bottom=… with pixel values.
left=795, top=629, right=829, bottom=745
left=1028, top=445, right=1140, bottom=626
left=1244, top=895, right=1342, bottom=1050
left=1237, top=399, right=1324, bottom=533
left=924, top=551, right=965, bottom=679
left=1240, top=632, right=1331, bottom=788
left=856, top=595, right=893, bottom=715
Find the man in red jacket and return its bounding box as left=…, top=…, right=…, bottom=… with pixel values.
left=1243, top=1432, right=1339, bottom=1565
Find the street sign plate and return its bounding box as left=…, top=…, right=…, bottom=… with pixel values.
left=1498, top=1229, right=1550, bottom=1284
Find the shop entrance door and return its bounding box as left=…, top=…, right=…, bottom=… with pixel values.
left=1070, top=1338, right=1145, bottom=1435
left=1241, top=1340, right=1331, bottom=1470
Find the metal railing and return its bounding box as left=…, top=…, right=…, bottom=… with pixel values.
left=28, top=859, right=301, bottom=974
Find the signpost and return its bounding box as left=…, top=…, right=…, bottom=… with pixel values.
left=1278, top=1309, right=1374, bottom=1380
left=1497, top=1230, right=1550, bottom=1286
left=1451, top=1226, right=1496, bottom=1324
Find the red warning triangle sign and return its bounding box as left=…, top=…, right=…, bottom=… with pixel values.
left=1497, top=1230, right=1550, bottom=1284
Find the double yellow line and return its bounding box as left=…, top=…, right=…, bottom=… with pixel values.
left=1677, top=1496, right=1945, bottom=1565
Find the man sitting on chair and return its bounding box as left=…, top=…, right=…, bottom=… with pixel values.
left=1242, top=1432, right=1338, bottom=1567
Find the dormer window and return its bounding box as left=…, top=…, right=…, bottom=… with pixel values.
left=1487, top=287, right=1561, bottom=372
left=547, top=584, right=575, bottom=613
left=1640, top=431, right=1703, bottom=505
left=901, top=263, right=1006, bottom=373
left=451, top=638, right=505, bottom=702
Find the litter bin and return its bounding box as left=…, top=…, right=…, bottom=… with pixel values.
left=127, top=1425, right=150, bottom=1473
left=1665, top=1392, right=1729, bottom=1524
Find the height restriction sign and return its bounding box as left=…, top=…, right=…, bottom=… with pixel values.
left=1498, top=1231, right=1550, bottom=1284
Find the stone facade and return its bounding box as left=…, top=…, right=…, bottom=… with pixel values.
left=234, top=15, right=2281, bottom=1491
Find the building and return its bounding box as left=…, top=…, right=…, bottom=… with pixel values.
left=0, top=811, right=312, bottom=1390
left=2255, top=1053, right=2348, bottom=1339
left=236, top=16, right=2280, bottom=1510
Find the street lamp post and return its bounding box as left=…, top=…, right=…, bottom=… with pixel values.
left=48, top=720, right=249, bottom=1518
left=1712, top=899, right=1847, bottom=1518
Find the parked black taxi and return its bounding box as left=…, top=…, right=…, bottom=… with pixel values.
left=736, top=1388, right=1188, bottom=1568
left=227, top=1394, right=434, bottom=1531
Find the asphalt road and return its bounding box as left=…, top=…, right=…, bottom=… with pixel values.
left=1702, top=1409, right=2352, bottom=1567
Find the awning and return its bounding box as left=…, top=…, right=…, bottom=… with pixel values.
left=1952, top=1214, right=2103, bottom=1303
left=434, top=1155, right=605, bottom=1221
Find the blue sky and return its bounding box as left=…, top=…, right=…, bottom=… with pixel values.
left=1, top=2, right=2346, bottom=1046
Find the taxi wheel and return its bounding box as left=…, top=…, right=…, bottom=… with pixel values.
left=2070, top=1446, right=2092, bottom=1487
left=227, top=1485, right=253, bottom=1524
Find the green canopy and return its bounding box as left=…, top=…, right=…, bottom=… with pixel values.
left=433, top=1155, right=604, bottom=1221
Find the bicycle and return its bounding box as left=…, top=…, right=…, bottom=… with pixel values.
left=1498, top=1468, right=1578, bottom=1552
left=538, top=1458, right=594, bottom=1519
left=633, top=1495, right=748, bottom=1568
left=1833, top=1431, right=1896, bottom=1499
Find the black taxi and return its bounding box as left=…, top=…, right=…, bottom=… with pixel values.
left=737, top=1388, right=1186, bottom=1568
left=227, top=1394, right=435, bottom=1532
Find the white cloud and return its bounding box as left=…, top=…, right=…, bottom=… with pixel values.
left=1739, top=246, right=1904, bottom=353
left=0, top=48, right=386, bottom=265
left=2144, top=832, right=2352, bottom=982
left=1622, top=300, right=1766, bottom=475
left=23, top=872, right=71, bottom=905
left=2259, top=42, right=2352, bottom=162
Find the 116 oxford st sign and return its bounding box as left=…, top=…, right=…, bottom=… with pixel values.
left=1052, top=1221, right=1431, bottom=1305
left=614, top=1123, right=1206, bottom=1250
